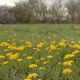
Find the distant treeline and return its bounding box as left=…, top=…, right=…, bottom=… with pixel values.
left=0, top=0, right=80, bottom=24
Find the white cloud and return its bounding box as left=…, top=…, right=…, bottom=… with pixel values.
left=45, top=0, right=54, bottom=5
left=0, top=0, right=20, bottom=6
left=0, top=0, right=58, bottom=6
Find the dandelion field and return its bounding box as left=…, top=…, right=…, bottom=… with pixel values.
left=0, top=24, right=80, bottom=80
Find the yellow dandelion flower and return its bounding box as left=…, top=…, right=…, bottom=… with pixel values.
left=2, top=61, right=9, bottom=65
left=25, top=41, right=32, bottom=47
left=17, top=46, right=25, bottom=51
left=47, top=55, right=53, bottom=59
left=63, top=54, right=75, bottom=59
left=37, top=42, right=44, bottom=48
left=26, top=56, right=33, bottom=60
left=24, top=79, right=31, bottom=80
left=9, top=53, right=19, bottom=60
left=29, top=64, right=37, bottom=68
left=0, top=55, right=5, bottom=59
left=63, top=60, right=74, bottom=66
left=17, top=58, right=23, bottom=62
left=6, top=52, right=12, bottom=57
left=73, top=44, right=80, bottom=49
left=38, top=79, right=43, bottom=80
left=63, top=68, right=72, bottom=75
left=27, top=73, right=38, bottom=79
left=39, top=67, right=46, bottom=71
left=43, top=61, right=49, bottom=65
left=33, top=48, right=41, bottom=51
left=71, top=50, right=79, bottom=55
left=38, top=79, right=42, bottom=80
left=59, top=40, right=66, bottom=47
left=49, top=45, right=57, bottom=50
left=0, top=42, right=10, bottom=47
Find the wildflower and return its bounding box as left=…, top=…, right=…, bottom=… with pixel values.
left=29, top=64, right=38, bottom=68
left=24, top=73, right=38, bottom=80
left=73, top=44, right=80, bottom=49
left=33, top=48, right=41, bottom=52
left=0, top=42, right=10, bottom=47
left=17, top=46, right=25, bottom=51
left=6, top=52, right=13, bottom=57
left=26, top=56, right=33, bottom=60
left=63, top=60, right=74, bottom=66
left=25, top=41, right=32, bottom=47
left=36, top=48, right=41, bottom=52
left=63, top=54, right=75, bottom=59
left=9, top=53, right=20, bottom=60
left=2, top=61, right=9, bottom=65
left=43, top=61, right=49, bottom=65
left=50, top=45, right=57, bottom=50
left=63, top=68, right=72, bottom=75
left=47, top=55, right=53, bottom=59
left=38, top=79, right=43, bottom=80
left=39, top=67, right=46, bottom=71
left=7, top=45, right=16, bottom=50
left=17, top=58, right=23, bottom=62
left=71, top=50, right=79, bottom=55
left=37, top=42, right=44, bottom=48
left=59, top=40, right=66, bottom=47
left=0, top=55, right=5, bottom=59
left=24, top=79, right=31, bottom=80
left=27, top=73, right=38, bottom=79
left=48, top=44, right=57, bottom=52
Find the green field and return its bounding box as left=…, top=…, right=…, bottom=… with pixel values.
left=0, top=24, right=80, bottom=41
left=0, top=24, right=80, bottom=80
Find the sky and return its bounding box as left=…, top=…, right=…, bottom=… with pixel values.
left=0, top=0, right=20, bottom=6
left=0, top=0, right=54, bottom=6
left=0, top=0, right=67, bottom=6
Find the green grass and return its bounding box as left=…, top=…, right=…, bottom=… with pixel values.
left=0, top=24, right=80, bottom=41
left=0, top=24, right=80, bottom=80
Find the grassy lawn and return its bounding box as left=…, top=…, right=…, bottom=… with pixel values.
left=0, top=24, right=80, bottom=80
left=0, top=24, right=80, bottom=41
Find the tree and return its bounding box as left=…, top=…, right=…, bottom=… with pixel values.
left=11, top=1, right=31, bottom=23
left=75, top=0, right=80, bottom=23
left=11, top=0, right=48, bottom=23
left=66, top=0, right=77, bottom=23
left=49, top=0, right=63, bottom=23
left=27, top=0, right=48, bottom=23
left=0, top=6, right=15, bottom=24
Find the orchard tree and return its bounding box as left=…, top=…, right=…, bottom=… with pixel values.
left=66, top=0, right=77, bottom=23
left=0, top=6, right=15, bottom=24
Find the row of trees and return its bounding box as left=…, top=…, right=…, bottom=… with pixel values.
left=0, top=0, right=80, bottom=24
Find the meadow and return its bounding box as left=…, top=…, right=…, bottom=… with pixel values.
left=0, top=24, right=80, bottom=80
